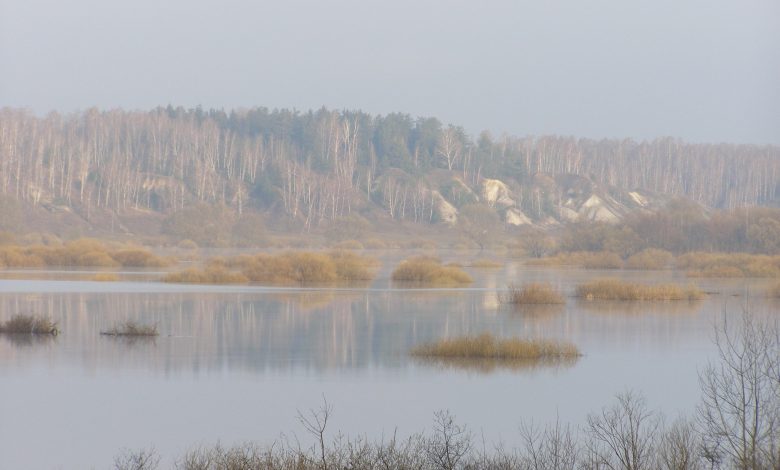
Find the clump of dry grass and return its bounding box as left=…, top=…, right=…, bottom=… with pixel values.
left=101, top=320, right=158, bottom=337
left=411, top=333, right=580, bottom=360
left=166, top=251, right=377, bottom=285
left=391, top=256, right=473, bottom=286
left=470, top=259, right=503, bottom=268
left=500, top=283, right=565, bottom=304
left=0, top=239, right=171, bottom=268
left=625, top=248, right=675, bottom=270
left=576, top=279, right=704, bottom=301
left=0, top=314, right=58, bottom=335
left=677, top=252, right=780, bottom=278
left=163, top=267, right=249, bottom=284
left=529, top=251, right=623, bottom=269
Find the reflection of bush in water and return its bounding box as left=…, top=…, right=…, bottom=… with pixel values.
left=1, top=333, right=56, bottom=347
left=576, top=298, right=701, bottom=316
left=507, top=303, right=566, bottom=319
left=412, top=355, right=580, bottom=374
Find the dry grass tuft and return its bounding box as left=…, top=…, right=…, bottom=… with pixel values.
left=101, top=320, right=158, bottom=337
left=411, top=333, right=580, bottom=360
left=163, top=267, right=249, bottom=284
left=500, top=283, right=565, bottom=305
left=391, top=256, right=473, bottom=286
left=576, top=279, right=704, bottom=301
left=0, top=314, right=58, bottom=335
left=165, top=251, right=377, bottom=285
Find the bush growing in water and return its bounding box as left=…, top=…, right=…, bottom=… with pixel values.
left=0, top=239, right=170, bottom=268
left=391, top=256, right=473, bottom=286
left=412, top=333, right=579, bottom=360
left=165, top=251, right=377, bottom=285
left=577, top=278, right=704, bottom=301
left=500, top=283, right=565, bottom=305
left=0, top=314, right=58, bottom=334
left=163, top=267, right=249, bottom=284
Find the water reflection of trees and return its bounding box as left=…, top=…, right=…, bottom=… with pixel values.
left=0, top=289, right=519, bottom=375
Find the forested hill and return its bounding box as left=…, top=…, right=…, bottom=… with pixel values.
left=1, top=106, right=778, bottom=233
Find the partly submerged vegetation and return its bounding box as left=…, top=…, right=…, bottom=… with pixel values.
left=411, top=333, right=579, bottom=360
left=100, top=321, right=159, bottom=337
left=576, top=279, right=704, bottom=301
left=0, top=239, right=171, bottom=269
left=391, top=256, right=472, bottom=286
left=163, top=266, right=249, bottom=284
left=164, top=251, right=377, bottom=285
left=499, top=283, right=565, bottom=305
left=0, top=314, right=58, bottom=335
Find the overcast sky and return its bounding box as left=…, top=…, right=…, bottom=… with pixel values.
left=1, top=0, right=778, bottom=144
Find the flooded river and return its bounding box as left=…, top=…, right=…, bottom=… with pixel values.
left=0, top=261, right=776, bottom=469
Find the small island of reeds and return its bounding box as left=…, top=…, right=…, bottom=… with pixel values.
left=499, top=282, right=565, bottom=304
left=0, top=314, right=59, bottom=335
left=411, top=333, right=580, bottom=361
left=100, top=320, right=159, bottom=337
left=391, top=256, right=472, bottom=286
left=576, top=279, right=704, bottom=301
left=163, top=250, right=378, bottom=285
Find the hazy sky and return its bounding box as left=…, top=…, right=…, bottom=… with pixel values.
left=1, top=0, right=778, bottom=144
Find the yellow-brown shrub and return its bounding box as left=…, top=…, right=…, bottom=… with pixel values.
left=500, top=283, right=565, bottom=304
left=576, top=278, right=704, bottom=301
left=391, top=256, right=473, bottom=286
left=625, top=248, right=674, bottom=270
left=411, top=333, right=579, bottom=360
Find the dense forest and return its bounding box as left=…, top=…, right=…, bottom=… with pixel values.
left=1, top=106, right=778, bottom=233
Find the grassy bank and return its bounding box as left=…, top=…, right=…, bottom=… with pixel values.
left=500, top=283, right=565, bottom=304
left=391, top=256, right=472, bottom=286
left=576, top=279, right=704, bottom=301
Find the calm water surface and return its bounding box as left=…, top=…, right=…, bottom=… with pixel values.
left=0, top=261, right=776, bottom=469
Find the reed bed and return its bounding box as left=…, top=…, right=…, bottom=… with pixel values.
left=0, top=239, right=171, bottom=268
left=391, top=256, right=472, bottom=286
left=0, top=314, right=58, bottom=335
left=576, top=279, right=704, bottom=301
left=500, top=283, right=565, bottom=304
left=100, top=320, right=158, bottom=337
left=411, top=333, right=580, bottom=360
left=165, top=251, right=377, bottom=285
left=163, top=267, right=249, bottom=284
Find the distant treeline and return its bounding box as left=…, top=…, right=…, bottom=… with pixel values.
left=0, top=106, right=777, bottom=227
